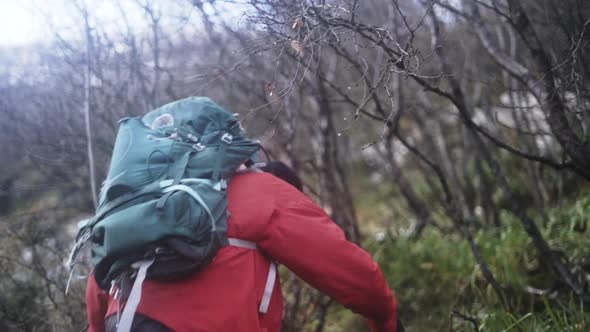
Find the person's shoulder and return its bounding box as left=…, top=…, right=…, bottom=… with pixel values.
left=228, top=171, right=277, bottom=200
left=230, top=170, right=305, bottom=204
left=226, top=172, right=283, bottom=237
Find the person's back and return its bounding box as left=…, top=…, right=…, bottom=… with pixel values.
left=87, top=171, right=399, bottom=331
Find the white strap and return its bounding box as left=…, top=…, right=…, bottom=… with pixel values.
left=116, top=259, right=154, bottom=332
left=227, top=237, right=276, bottom=314
left=228, top=237, right=257, bottom=249
left=113, top=239, right=273, bottom=326
left=259, top=261, right=277, bottom=313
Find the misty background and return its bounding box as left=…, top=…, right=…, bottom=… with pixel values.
left=0, top=0, right=589, bottom=331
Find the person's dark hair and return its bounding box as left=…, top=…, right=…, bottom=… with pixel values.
left=258, top=161, right=303, bottom=192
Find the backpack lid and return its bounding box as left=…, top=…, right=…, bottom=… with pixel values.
left=142, top=96, right=245, bottom=145
left=100, top=97, right=259, bottom=205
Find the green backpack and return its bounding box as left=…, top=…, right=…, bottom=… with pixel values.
left=67, top=96, right=259, bottom=303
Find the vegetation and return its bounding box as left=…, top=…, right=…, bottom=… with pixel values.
left=1, top=0, right=589, bottom=331
left=277, top=184, right=590, bottom=332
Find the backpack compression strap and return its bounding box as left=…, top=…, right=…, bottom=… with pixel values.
left=227, top=238, right=277, bottom=313
left=115, top=238, right=277, bottom=332
left=116, top=258, right=155, bottom=332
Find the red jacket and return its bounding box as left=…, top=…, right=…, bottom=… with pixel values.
left=86, top=172, right=398, bottom=331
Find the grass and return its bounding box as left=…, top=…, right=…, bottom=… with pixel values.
left=321, top=188, right=590, bottom=331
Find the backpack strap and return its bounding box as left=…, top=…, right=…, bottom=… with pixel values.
left=227, top=237, right=256, bottom=249
left=212, top=133, right=232, bottom=181
left=116, top=258, right=155, bottom=332
left=114, top=238, right=275, bottom=332
left=227, top=237, right=277, bottom=314
left=259, top=261, right=277, bottom=313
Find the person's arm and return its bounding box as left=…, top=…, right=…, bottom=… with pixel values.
left=256, top=180, right=398, bottom=331
left=86, top=273, right=109, bottom=332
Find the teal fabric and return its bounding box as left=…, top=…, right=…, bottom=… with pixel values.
left=100, top=96, right=258, bottom=204
left=72, top=97, right=259, bottom=289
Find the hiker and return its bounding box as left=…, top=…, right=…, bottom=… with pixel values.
left=79, top=97, right=400, bottom=332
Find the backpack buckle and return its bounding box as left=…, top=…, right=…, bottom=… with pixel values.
left=155, top=247, right=172, bottom=255
left=213, top=179, right=227, bottom=191
left=109, top=280, right=118, bottom=297
left=186, top=133, right=199, bottom=142
left=192, top=143, right=206, bottom=151
left=221, top=133, right=233, bottom=144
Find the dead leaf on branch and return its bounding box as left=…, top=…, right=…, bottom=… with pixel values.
left=292, top=17, right=304, bottom=30
left=265, top=82, right=274, bottom=97
left=290, top=40, right=303, bottom=55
